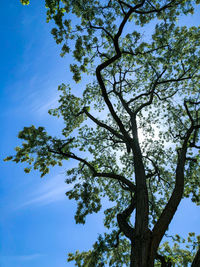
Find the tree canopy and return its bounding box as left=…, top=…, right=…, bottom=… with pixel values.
left=6, top=0, right=200, bottom=266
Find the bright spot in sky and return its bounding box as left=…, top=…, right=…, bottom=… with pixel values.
left=138, top=124, right=160, bottom=144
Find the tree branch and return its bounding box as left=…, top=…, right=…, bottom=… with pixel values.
left=113, top=230, right=121, bottom=248
left=117, top=196, right=136, bottom=240
left=88, top=20, right=114, bottom=41
left=133, top=1, right=178, bottom=15
left=149, top=125, right=195, bottom=261
left=113, top=82, right=133, bottom=116
left=83, top=107, right=125, bottom=140
left=95, top=172, right=135, bottom=192
left=156, top=253, right=172, bottom=267
left=48, top=147, right=135, bottom=192
left=134, top=68, right=167, bottom=115
left=95, top=4, right=143, bottom=142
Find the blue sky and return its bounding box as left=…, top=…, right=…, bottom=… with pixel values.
left=0, top=1, right=200, bottom=267
left=0, top=2, right=106, bottom=267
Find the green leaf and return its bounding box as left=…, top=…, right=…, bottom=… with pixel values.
left=20, top=0, right=29, bottom=5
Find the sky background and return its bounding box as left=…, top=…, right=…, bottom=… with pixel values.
left=0, top=1, right=200, bottom=267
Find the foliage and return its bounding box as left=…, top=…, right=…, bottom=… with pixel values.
left=20, top=0, right=30, bottom=5
left=7, top=0, right=200, bottom=266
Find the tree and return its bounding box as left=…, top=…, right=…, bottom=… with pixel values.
left=6, top=0, right=200, bottom=266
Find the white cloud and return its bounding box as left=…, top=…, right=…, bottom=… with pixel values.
left=30, top=92, right=59, bottom=116
left=1, top=253, right=43, bottom=262
left=14, top=253, right=42, bottom=261
left=19, top=174, right=72, bottom=208
left=36, top=97, right=59, bottom=115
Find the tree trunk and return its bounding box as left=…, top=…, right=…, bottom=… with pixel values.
left=192, top=247, right=200, bottom=267
left=130, top=233, right=152, bottom=267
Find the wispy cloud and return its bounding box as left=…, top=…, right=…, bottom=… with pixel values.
left=19, top=174, right=72, bottom=208
left=14, top=253, right=42, bottom=261
left=31, top=93, right=59, bottom=116
left=25, top=77, right=60, bottom=117
left=1, top=253, right=43, bottom=262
